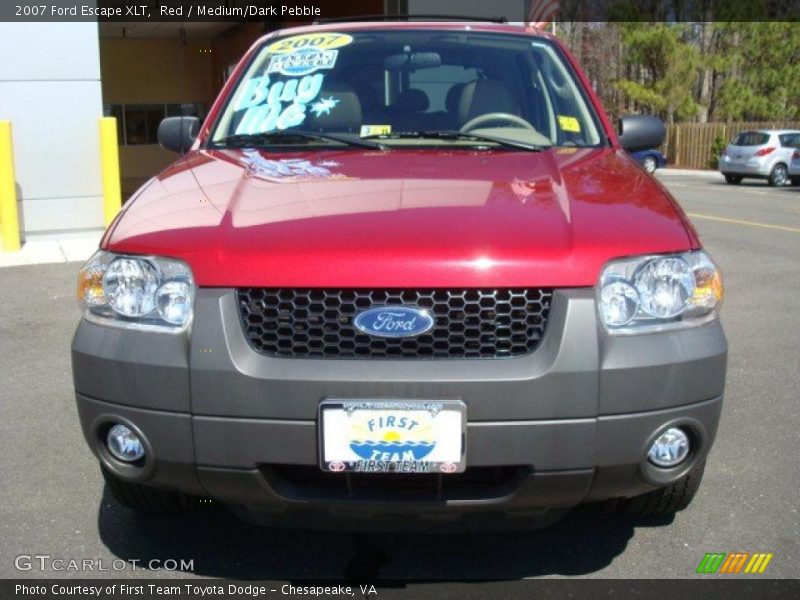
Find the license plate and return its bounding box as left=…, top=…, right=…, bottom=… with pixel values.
left=319, top=400, right=466, bottom=474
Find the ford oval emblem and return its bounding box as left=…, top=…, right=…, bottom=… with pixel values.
left=353, top=306, right=435, bottom=338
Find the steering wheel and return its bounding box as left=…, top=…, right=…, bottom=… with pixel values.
left=460, top=113, right=535, bottom=133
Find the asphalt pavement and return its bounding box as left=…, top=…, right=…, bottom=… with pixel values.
left=0, top=172, right=798, bottom=581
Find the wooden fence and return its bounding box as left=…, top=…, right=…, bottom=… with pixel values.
left=662, top=121, right=800, bottom=169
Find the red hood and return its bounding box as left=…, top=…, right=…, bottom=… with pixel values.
left=105, top=147, right=695, bottom=287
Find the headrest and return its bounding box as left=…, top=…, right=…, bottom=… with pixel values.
left=394, top=89, right=430, bottom=113
left=458, top=80, right=520, bottom=125
left=305, top=81, right=362, bottom=132
left=445, top=82, right=467, bottom=114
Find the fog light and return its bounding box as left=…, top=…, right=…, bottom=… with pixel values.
left=106, top=424, right=145, bottom=462
left=648, top=427, right=690, bottom=467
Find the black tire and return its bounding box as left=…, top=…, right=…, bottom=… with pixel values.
left=790, top=177, right=800, bottom=186
left=620, top=460, right=705, bottom=516
left=768, top=163, right=788, bottom=187
left=724, top=174, right=742, bottom=184
left=102, top=467, right=189, bottom=512
left=642, top=156, right=657, bottom=174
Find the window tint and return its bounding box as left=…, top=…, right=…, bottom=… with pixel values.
left=732, top=132, right=769, bottom=146
left=778, top=133, right=800, bottom=147
left=124, top=105, right=165, bottom=145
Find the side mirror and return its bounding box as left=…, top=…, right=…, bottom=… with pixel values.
left=157, top=116, right=200, bottom=153
left=618, top=115, right=666, bottom=153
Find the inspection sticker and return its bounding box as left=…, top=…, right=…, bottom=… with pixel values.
left=558, top=115, right=581, bottom=133
left=360, top=125, right=392, bottom=137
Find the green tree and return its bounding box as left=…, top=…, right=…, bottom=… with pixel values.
left=712, top=23, right=800, bottom=121
left=557, top=20, right=799, bottom=124
left=615, top=24, right=702, bottom=123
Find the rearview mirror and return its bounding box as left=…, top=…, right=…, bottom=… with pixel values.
left=618, top=115, right=665, bottom=153
left=384, top=52, right=442, bottom=71
left=157, top=116, right=200, bottom=154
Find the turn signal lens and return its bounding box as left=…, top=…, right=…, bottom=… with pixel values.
left=77, top=264, right=107, bottom=308
left=688, top=254, right=724, bottom=314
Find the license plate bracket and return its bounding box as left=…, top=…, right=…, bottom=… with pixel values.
left=319, top=400, right=466, bottom=474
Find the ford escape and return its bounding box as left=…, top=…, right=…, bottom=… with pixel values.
left=73, top=21, right=726, bottom=531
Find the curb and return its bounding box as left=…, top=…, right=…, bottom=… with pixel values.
left=657, top=169, right=722, bottom=179
left=0, top=232, right=102, bottom=268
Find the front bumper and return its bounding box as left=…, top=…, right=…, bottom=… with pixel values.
left=72, top=288, right=727, bottom=528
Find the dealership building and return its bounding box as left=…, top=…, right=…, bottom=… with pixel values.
left=0, top=1, right=527, bottom=241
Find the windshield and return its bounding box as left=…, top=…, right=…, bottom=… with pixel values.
left=210, top=29, right=604, bottom=149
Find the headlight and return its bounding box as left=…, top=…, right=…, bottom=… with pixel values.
left=634, top=257, right=694, bottom=318
left=599, top=281, right=640, bottom=327
left=77, top=251, right=195, bottom=332
left=104, top=258, right=160, bottom=317
left=598, top=250, right=723, bottom=334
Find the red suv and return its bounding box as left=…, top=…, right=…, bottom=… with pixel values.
left=73, top=22, right=726, bottom=530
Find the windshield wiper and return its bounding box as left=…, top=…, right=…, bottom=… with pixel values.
left=361, top=130, right=548, bottom=152
left=212, top=131, right=386, bottom=150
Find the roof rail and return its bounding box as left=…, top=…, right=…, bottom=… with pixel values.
left=313, top=14, right=508, bottom=25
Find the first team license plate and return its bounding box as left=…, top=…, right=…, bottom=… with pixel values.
left=319, top=400, right=466, bottom=474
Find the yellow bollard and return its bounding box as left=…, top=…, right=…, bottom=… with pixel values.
left=0, top=120, right=21, bottom=252
left=99, top=117, right=122, bottom=226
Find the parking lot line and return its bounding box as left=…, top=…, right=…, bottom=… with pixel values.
left=687, top=212, right=800, bottom=234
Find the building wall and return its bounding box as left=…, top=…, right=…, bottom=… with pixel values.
left=100, top=37, right=218, bottom=198
left=0, top=23, right=103, bottom=237
left=100, top=38, right=217, bottom=105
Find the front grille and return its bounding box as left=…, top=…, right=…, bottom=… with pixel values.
left=237, top=288, right=553, bottom=359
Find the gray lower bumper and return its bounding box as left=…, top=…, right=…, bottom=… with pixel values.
left=72, top=288, right=727, bottom=522
left=720, top=162, right=771, bottom=177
